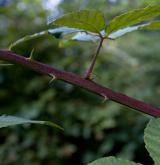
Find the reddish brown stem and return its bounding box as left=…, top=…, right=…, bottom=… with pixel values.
left=0, top=50, right=160, bottom=117
left=83, top=38, right=104, bottom=79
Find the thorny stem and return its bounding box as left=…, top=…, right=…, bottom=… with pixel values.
left=83, top=37, right=104, bottom=79
left=0, top=50, right=160, bottom=117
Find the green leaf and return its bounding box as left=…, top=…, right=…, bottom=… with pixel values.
left=140, top=21, right=160, bottom=30
left=0, top=115, right=63, bottom=130
left=49, top=10, right=106, bottom=33
left=87, top=156, right=142, bottom=165
left=9, top=28, right=80, bottom=50
left=144, top=118, right=160, bottom=165
left=107, top=5, right=160, bottom=35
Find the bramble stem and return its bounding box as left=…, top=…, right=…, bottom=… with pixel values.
left=83, top=38, right=104, bottom=79
left=0, top=50, right=160, bottom=117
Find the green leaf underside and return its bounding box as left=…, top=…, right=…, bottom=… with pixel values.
left=108, top=20, right=160, bottom=39
left=107, top=5, right=160, bottom=35
left=0, top=115, right=63, bottom=130
left=48, top=27, right=100, bottom=42
left=87, top=156, right=142, bottom=165
left=50, top=10, right=106, bottom=33
left=9, top=31, right=48, bottom=50
left=72, top=32, right=100, bottom=42
left=140, top=21, right=160, bottom=30
left=9, top=26, right=100, bottom=50
left=108, top=25, right=141, bottom=39
left=48, top=27, right=83, bottom=38
left=144, top=118, right=160, bottom=165
left=10, top=28, right=82, bottom=50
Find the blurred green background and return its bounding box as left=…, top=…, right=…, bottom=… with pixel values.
left=0, top=0, right=160, bottom=164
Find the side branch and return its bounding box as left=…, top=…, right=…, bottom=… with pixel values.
left=0, top=50, right=160, bottom=117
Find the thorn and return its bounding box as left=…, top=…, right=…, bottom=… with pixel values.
left=49, top=74, right=56, bottom=84
left=28, top=48, right=35, bottom=60
left=101, top=93, right=109, bottom=103
left=84, top=73, right=100, bottom=81
left=9, top=44, right=13, bottom=51
left=88, top=74, right=95, bottom=80
left=90, top=73, right=101, bottom=81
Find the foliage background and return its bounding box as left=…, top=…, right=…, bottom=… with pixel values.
left=0, top=0, right=160, bottom=164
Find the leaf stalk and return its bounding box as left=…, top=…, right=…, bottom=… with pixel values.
left=83, top=37, right=104, bottom=79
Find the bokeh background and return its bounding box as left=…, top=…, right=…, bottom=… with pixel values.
left=0, top=0, right=160, bottom=164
